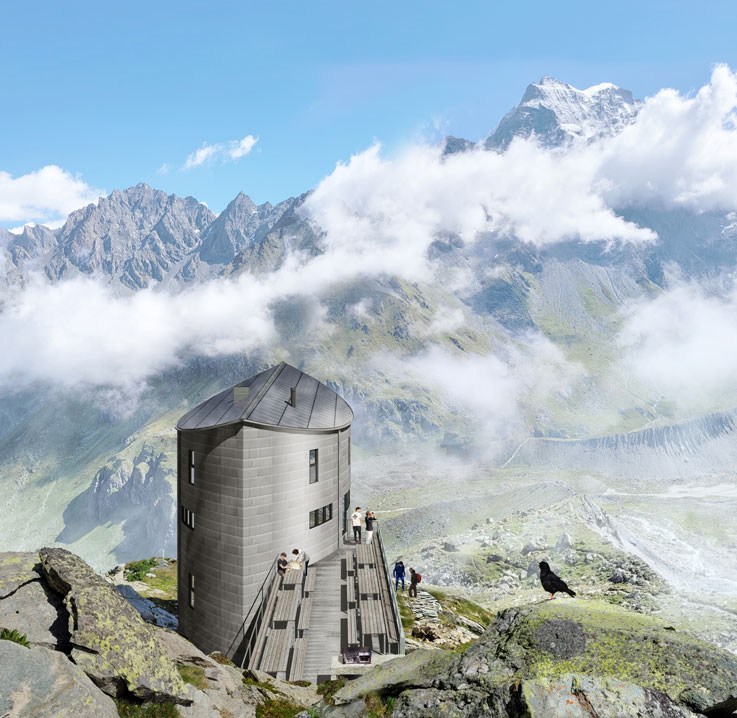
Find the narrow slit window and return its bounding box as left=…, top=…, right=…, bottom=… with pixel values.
left=188, top=573, right=195, bottom=609
left=188, top=450, right=195, bottom=485
left=309, top=449, right=318, bottom=484
left=181, top=507, right=195, bottom=530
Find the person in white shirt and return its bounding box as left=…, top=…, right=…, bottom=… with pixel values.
left=292, top=548, right=310, bottom=571
left=351, top=507, right=363, bottom=544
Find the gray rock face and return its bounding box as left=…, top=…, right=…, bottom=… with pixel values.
left=85, top=445, right=173, bottom=520
left=39, top=546, right=190, bottom=703
left=521, top=675, right=701, bottom=718
left=0, top=640, right=118, bottom=718
left=0, top=552, right=71, bottom=651
left=197, top=192, right=289, bottom=265
left=46, top=183, right=215, bottom=288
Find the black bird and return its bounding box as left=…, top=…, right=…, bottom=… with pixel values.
left=537, top=561, right=576, bottom=600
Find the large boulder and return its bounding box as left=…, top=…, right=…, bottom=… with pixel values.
left=0, top=552, right=70, bottom=650
left=0, top=640, right=118, bottom=717
left=39, top=547, right=189, bottom=704
left=328, top=600, right=737, bottom=717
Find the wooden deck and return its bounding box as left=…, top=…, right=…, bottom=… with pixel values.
left=302, top=550, right=343, bottom=682
left=248, top=532, right=403, bottom=682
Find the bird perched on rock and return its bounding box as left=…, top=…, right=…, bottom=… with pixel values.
left=537, top=561, right=576, bottom=599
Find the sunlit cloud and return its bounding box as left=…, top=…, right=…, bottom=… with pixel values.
left=182, top=134, right=259, bottom=169
left=0, top=165, right=103, bottom=226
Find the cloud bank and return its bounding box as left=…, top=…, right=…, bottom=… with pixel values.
left=0, top=165, right=103, bottom=226
left=619, top=282, right=737, bottom=407
left=2, top=67, right=737, bottom=416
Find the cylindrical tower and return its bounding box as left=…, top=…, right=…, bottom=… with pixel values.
left=176, top=362, right=353, bottom=656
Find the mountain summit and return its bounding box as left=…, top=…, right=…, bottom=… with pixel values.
left=484, top=76, right=641, bottom=150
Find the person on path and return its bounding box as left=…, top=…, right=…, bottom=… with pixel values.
left=351, top=507, right=363, bottom=544
left=277, top=552, right=288, bottom=577
left=293, top=548, right=310, bottom=571
left=365, top=511, right=376, bottom=544
left=393, top=560, right=405, bottom=591
left=409, top=567, right=419, bottom=598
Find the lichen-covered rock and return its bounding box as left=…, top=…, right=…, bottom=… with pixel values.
left=332, top=650, right=456, bottom=704
left=0, top=551, right=41, bottom=596
left=0, top=640, right=118, bottom=717
left=521, top=674, right=701, bottom=717
left=327, top=600, right=737, bottom=717
left=39, top=546, right=189, bottom=704
left=0, top=551, right=71, bottom=650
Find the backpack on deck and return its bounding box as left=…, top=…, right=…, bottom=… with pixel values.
left=416, top=573, right=422, bottom=583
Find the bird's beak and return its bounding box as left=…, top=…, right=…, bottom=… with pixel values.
left=536, top=562, right=540, bottom=565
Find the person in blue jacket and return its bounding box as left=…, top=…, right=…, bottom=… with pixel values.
left=393, top=560, right=406, bottom=591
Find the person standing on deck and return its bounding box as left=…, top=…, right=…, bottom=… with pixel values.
left=351, top=507, right=363, bottom=544
left=365, top=511, right=376, bottom=544
left=393, top=560, right=405, bottom=591
left=408, top=567, right=419, bottom=598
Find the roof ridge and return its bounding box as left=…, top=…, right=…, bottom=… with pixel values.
left=240, top=362, right=286, bottom=421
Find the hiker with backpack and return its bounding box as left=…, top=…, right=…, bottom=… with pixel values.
left=408, top=567, right=421, bottom=598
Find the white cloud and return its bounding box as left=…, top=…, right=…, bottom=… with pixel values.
left=183, top=143, right=221, bottom=169
left=379, top=336, right=584, bottom=443
left=229, top=135, right=258, bottom=159
left=0, top=165, right=103, bottom=225
left=182, top=135, right=258, bottom=169
left=0, top=274, right=278, bottom=389
left=301, top=141, right=656, bottom=287
left=597, top=64, right=737, bottom=211
left=301, top=65, right=737, bottom=269
left=618, top=282, right=737, bottom=407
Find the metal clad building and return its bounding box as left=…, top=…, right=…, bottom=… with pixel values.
left=176, top=362, right=353, bottom=656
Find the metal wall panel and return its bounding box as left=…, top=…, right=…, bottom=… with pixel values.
left=177, top=420, right=351, bottom=658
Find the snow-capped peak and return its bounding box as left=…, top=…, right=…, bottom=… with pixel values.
left=485, top=76, right=641, bottom=151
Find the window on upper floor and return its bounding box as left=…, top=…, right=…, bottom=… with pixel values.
left=309, top=502, right=333, bottom=529
left=188, top=573, right=195, bottom=609
left=188, top=450, right=195, bottom=485
left=309, top=448, right=318, bottom=484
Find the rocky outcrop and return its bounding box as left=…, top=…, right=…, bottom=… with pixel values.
left=0, top=547, right=321, bottom=716
left=38, top=547, right=189, bottom=703
left=326, top=600, right=737, bottom=717
left=0, top=640, right=119, bottom=717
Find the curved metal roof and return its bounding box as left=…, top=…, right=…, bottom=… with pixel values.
left=176, top=362, right=354, bottom=431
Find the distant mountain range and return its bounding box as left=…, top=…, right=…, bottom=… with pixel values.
left=2, top=76, right=737, bottom=568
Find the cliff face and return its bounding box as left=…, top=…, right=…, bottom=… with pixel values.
left=326, top=600, right=737, bottom=718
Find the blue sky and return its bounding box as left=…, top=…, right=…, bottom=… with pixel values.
left=2, top=0, right=737, bottom=223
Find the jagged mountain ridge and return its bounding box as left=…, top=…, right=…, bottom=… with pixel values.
left=0, top=183, right=312, bottom=291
